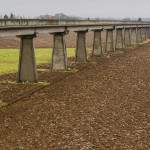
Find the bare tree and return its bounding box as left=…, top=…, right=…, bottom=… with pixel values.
left=4, top=14, right=8, bottom=19
left=138, top=18, right=142, bottom=22
left=10, top=13, right=15, bottom=19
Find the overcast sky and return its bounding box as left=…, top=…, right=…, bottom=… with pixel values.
left=0, top=0, right=150, bottom=18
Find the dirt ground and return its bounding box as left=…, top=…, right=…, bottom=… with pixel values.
left=1, top=43, right=150, bottom=149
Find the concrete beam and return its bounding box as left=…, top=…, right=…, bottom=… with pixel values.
left=0, top=27, right=67, bottom=37
left=51, top=32, right=67, bottom=71
left=75, top=30, right=87, bottom=62
left=0, top=24, right=150, bottom=37
left=0, top=19, right=150, bottom=27
left=17, top=33, right=37, bottom=83
left=92, top=29, right=103, bottom=56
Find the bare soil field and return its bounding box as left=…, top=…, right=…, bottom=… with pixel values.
left=0, top=43, right=150, bottom=149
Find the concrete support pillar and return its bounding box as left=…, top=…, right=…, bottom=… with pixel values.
left=124, top=28, right=131, bottom=48
left=136, top=27, right=142, bottom=43
left=146, top=27, right=149, bottom=39
left=75, top=30, right=87, bottom=62
left=130, top=27, right=137, bottom=47
left=17, top=33, right=37, bottom=83
left=140, top=27, right=143, bottom=42
left=145, top=27, right=149, bottom=40
left=105, top=28, right=114, bottom=52
left=148, top=27, right=150, bottom=39
left=143, top=27, right=146, bottom=41
left=143, top=27, right=146, bottom=40
left=141, top=27, right=146, bottom=41
left=92, top=29, right=103, bottom=56
left=51, top=32, right=67, bottom=70
left=115, top=28, right=124, bottom=50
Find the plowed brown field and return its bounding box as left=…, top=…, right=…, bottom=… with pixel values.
left=0, top=43, right=150, bottom=149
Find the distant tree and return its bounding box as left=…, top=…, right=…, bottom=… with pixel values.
left=10, top=13, right=15, bottom=19
left=4, top=14, right=8, bottom=19
left=138, top=18, right=142, bottom=22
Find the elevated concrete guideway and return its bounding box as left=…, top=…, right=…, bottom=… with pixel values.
left=0, top=22, right=149, bottom=37
left=0, top=19, right=149, bottom=27
left=0, top=19, right=149, bottom=37
left=1, top=19, right=150, bottom=82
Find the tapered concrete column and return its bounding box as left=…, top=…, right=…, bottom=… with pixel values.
left=92, top=29, right=103, bottom=56
left=136, top=27, right=142, bottom=43
left=143, top=27, right=147, bottom=40
left=146, top=27, right=149, bottom=39
left=145, top=27, right=148, bottom=40
left=148, top=27, right=150, bottom=39
left=130, top=27, right=137, bottom=47
left=51, top=32, right=67, bottom=70
left=124, top=28, right=131, bottom=48
left=142, top=27, right=146, bottom=41
left=115, top=28, right=124, bottom=50
left=145, top=27, right=149, bottom=40
left=75, top=30, right=87, bottom=62
left=105, top=28, right=114, bottom=52
left=141, top=27, right=146, bottom=41
left=17, top=33, right=37, bottom=83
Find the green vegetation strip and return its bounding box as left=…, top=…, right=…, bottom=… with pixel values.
left=0, top=48, right=75, bottom=74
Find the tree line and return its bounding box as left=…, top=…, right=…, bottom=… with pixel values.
left=0, top=13, right=30, bottom=19
left=0, top=13, right=144, bottom=22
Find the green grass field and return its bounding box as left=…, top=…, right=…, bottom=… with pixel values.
left=0, top=48, right=75, bottom=75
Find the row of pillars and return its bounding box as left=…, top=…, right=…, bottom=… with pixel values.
left=16, top=26, right=150, bottom=83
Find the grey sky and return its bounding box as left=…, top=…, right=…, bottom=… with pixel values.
left=0, top=0, right=150, bottom=18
